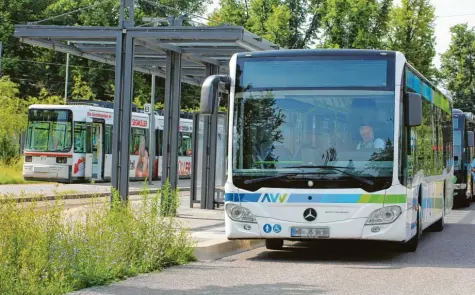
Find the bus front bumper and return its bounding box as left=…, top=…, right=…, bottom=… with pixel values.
left=23, top=164, right=70, bottom=181
left=225, top=212, right=408, bottom=242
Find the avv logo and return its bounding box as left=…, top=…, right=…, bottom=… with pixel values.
left=261, top=193, right=288, bottom=203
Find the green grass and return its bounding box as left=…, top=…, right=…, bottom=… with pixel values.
left=0, top=158, right=40, bottom=185
left=0, top=158, right=55, bottom=185
left=0, top=181, right=196, bottom=295
left=0, top=160, right=27, bottom=184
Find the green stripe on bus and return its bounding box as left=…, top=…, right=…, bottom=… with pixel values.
left=384, top=194, right=407, bottom=204
left=357, top=194, right=406, bottom=204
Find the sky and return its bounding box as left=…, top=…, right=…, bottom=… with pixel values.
left=204, top=0, right=475, bottom=69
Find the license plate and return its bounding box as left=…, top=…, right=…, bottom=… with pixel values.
left=291, top=227, right=330, bottom=238
left=33, top=166, right=49, bottom=173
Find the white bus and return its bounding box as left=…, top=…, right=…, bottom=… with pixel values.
left=23, top=103, right=193, bottom=183
left=201, top=49, right=454, bottom=252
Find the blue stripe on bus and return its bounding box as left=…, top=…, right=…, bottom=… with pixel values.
left=224, top=193, right=405, bottom=204
left=224, top=193, right=261, bottom=202
left=406, top=70, right=421, bottom=93
left=286, top=194, right=362, bottom=203
left=422, top=82, right=433, bottom=102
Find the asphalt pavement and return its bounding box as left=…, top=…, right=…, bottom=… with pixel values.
left=70, top=204, right=475, bottom=295
left=0, top=179, right=191, bottom=199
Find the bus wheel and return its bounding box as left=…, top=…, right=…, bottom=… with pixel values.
left=429, top=198, right=444, bottom=232
left=462, top=192, right=472, bottom=208
left=400, top=205, right=421, bottom=253
left=472, top=180, right=475, bottom=202
left=265, top=239, right=284, bottom=250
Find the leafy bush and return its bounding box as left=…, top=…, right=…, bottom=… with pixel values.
left=0, top=184, right=195, bottom=295
left=159, top=180, right=180, bottom=217
left=0, top=157, right=33, bottom=184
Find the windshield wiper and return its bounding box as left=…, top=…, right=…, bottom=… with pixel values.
left=285, top=165, right=374, bottom=186
left=243, top=172, right=321, bottom=184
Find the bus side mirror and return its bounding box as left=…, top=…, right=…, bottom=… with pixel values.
left=200, top=75, right=230, bottom=115
left=405, top=92, right=422, bottom=127
left=467, top=131, right=474, bottom=147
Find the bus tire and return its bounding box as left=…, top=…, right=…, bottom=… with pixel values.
left=429, top=198, right=445, bottom=232
left=400, top=204, right=421, bottom=253
left=472, top=178, right=475, bottom=202
left=265, top=239, right=284, bottom=250
left=462, top=193, right=471, bottom=208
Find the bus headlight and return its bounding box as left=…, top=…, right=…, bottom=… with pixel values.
left=56, top=157, right=67, bottom=164
left=226, top=203, right=257, bottom=223
left=365, top=206, right=402, bottom=225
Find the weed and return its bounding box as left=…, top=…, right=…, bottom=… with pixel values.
left=0, top=181, right=195, bottom=295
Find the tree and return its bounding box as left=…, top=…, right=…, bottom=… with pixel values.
left=387, top=0, right=436, bottom=79
left=1, top=0, right=210, bottom=109
left=71, top=74, right=96, bottom=101
left=318, top=0, right=392, bottom=49
left=209, top=0, right=324, bottom=49
left=0, top=0, right=59, bottom=97
left=207, top=0, right=249, bottom=26
left=0, top=76, right=62, bottom=163
left=440, top=24, right=475, bottom=113
left=247, top=0, right=293, bottom=47
left=0, top=77, right=25, bottom=163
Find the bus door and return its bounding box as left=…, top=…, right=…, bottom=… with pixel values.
left=85, top=118, right=105, bottom=181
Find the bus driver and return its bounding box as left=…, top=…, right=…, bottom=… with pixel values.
left=357, top=123, right=386, bottom=150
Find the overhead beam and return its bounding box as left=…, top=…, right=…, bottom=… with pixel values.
left=181, top=68, right=206, bottom=76
left=75, top=44, right=166, bottom=55
left=183, top=48, right=244, bottom=56
left=14, top=25, right=119, bottom=39
left=77, top=43, right=245, bottom=57
left=182, top=54, right=220, bottom=66
left=134, top=56, right=229, bottom=65
left=128, top=26, right=245, bottom=41
left=134, top=59, right=203, bottom=67
left=242, top=31, right=280, bottom=50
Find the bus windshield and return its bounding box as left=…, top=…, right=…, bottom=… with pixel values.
left=26, top=109, right=72, bottom=152
left=232, top=57, right=395, bottom=191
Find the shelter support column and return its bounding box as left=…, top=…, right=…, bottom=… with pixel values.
left=200, top=64, right=220, bottom=209
left=148, top=74, right=156, bottom=184
left=111, top=32, right=135, bottom=202
left=161, top=51, right=182, bottom=194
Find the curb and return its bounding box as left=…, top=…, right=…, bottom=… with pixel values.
left=1, top=187, right=191, bottom=203
left=194, top=238, right=265, bottom=261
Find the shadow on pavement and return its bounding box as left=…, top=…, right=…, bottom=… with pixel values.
left=246, top=223, right=475, bottom=269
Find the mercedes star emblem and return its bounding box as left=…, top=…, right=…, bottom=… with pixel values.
left=303, top=208, right=317, bottom=221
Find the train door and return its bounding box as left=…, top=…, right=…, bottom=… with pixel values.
left=85, top=118, right=105, bottom=181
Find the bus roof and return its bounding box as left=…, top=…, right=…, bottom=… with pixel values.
left=235, top=48, right=453, bottom=103
left=235, top=48, right=397, bottom=58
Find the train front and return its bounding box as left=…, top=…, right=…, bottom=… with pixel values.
left=23, top=106, right=73, bottom=182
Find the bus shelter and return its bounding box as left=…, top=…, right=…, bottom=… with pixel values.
left=13, top=2, right=279, bottom=204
